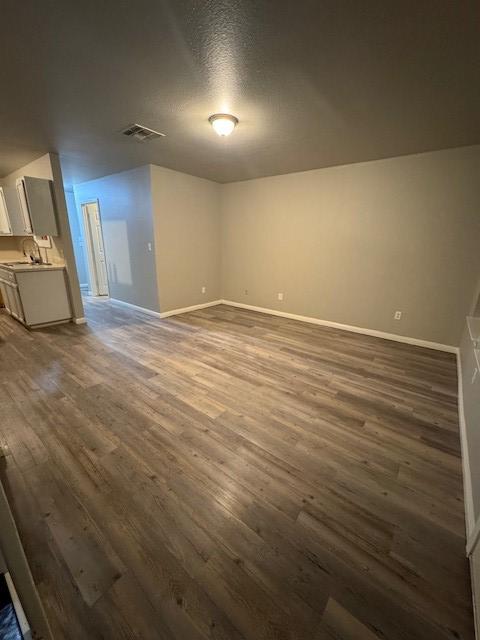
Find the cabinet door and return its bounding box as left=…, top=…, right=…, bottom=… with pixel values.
left=4, top=285, right=16, bottom=316
left=3, top=186, right=29, bottom=236
left=16, top=270, right=71, bottom=326
left=10, top=286, right=25, bottom=322
left=0, top=188, right=12, bottom=235
left=0, top=281, right=10, bottom=313
left=15, top=179, right=33, bottom=234
left=23, top=177, right=58, bottom=236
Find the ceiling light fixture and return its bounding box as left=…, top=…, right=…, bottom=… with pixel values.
left=209, top=113, right=238, bottom=136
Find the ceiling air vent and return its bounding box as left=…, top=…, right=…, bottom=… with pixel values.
left=121, top=123, right=166, bottom=142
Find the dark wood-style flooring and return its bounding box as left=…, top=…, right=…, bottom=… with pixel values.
left=0, top=299, right=474, bottom=639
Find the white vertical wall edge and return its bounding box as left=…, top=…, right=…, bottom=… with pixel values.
left=457, top=350, right=477, bottom=545
left=468, top=519, right=480, bottom=556
left=471, top=552, right=480, bottom=640
left=5, top=572, right=32, bottom=640
left=456, top=348, right=480, bottom=640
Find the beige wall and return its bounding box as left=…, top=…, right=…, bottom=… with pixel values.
left=221, top=145, right=480, bottom=346
left=150, top=165, right=221, bottom=312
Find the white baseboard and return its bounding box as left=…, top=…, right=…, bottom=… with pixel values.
left=457, top=351, right=476, bottom=549
left=72, top=317, right=87, bottom=325
left=108, top=297, right=455, bottom=352
left=109, top=298, right=162, bottom=318
left=220, top=300, right=456, bottom=353
left=159, top=300, right=223, bottom=318
left=109, top=298, right=222, bottom=319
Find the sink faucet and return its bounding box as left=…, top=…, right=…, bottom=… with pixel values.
left=22, top=238, right=43, bottom=264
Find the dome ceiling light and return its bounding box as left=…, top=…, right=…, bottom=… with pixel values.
left=208, top=113, right=238, bottom=136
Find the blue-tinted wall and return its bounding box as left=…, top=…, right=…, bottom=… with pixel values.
left=64, top=189, right=89, bottom=289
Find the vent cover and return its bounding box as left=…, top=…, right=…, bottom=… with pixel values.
left=121, top=123, right=166, bottom=142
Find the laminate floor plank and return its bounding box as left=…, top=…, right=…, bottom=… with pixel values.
left=0, top=300, right=473, bottom=639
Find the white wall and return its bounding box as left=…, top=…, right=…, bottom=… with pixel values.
left=221, top=145, right=480, bottom=346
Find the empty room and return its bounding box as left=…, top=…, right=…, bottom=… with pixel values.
left=0, top=2, right=479, bottom=639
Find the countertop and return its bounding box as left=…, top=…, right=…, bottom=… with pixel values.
left=0, top=262, right=66, bottom=273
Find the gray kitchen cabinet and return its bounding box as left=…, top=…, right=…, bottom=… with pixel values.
left=16, top=177, right=58, bottom=236
left=0, top=269, right=25, bottom=322
left=2, top=185, right=28, bottom=236
left=16, top=270, right=71, bottom=326
left=0, top=265, right=71, bottom=327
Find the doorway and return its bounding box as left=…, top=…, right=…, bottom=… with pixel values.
left=81, top=201, right=109, bottom=297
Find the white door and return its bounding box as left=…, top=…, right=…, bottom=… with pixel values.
left=82, top=202, right=109, bottom=296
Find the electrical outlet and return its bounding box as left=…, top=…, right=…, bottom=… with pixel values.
left=278, top=292, right=284, bottom=301
left=147, top=242, right=152, bottom=252
left=394, top=310, right=402, bottom=320
left=201, top=286, right=206, bottom=294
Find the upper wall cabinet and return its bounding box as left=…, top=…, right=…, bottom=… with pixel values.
left=16, top=177, right=59, bottom=237
left=0, top=188, right=12, bottom=235
left=2, top=185, right=26, bottom=236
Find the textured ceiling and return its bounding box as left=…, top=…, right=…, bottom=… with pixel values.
left=1, top=0, right=479, bottom=185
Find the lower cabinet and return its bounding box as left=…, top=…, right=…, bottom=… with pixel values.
left=2, top=281, right=25, bottom=323
left=0, top=277, right=25, bottom=324
left=0, top=267, right=71, bottom=328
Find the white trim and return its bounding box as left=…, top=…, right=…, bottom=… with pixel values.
left=72, top=317, right=87, bottom=325
left=457, top=350, right=477, bottom=548
left=109, top=298, right=162, bottom=318
left=470, top=552, right=480, bottom=640
left=109, top=297, right=222, bottom=319
left=159, top=300, right=222, bottom=318
left=5, top=572, right=32, bottom=640
left=220, top=300, right=456, bottom=353
left=467, top=518, right=480, bottom=557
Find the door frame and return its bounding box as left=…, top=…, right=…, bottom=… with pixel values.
left=81, top=200, right=109, bottom=297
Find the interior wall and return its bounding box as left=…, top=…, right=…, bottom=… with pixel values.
left=150, top=165, right=221, bottom=312
left=73, top=166, right=160, bottom=312
left=221, top=145, right=480, bottom=346
left=65, top=189, right=88, bottom=288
